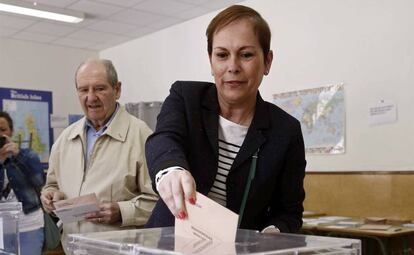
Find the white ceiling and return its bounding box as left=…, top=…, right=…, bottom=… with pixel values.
left=0, top=0, right=243, bottom=51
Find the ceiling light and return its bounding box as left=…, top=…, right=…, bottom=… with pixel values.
left=0, top=0, right=84, bottom=23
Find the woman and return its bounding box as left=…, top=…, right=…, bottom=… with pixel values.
left=0, top=111, right=45, bottom=254
left=145, top=5, right=306, bottom=233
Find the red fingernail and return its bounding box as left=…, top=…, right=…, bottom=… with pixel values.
left=189, top=197, right=196, bottom=205
left=178, top=211, right=186, bottom=219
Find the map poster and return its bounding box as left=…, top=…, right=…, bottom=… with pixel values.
left=0, top=87, right=52, bottom=163
left=273, top=84, right=345, bottom=154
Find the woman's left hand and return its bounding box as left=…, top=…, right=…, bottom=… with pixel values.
left=0, top=136, right=19, bottom=162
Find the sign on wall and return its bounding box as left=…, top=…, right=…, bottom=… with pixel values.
left=0, top=87, right=53, bottom=163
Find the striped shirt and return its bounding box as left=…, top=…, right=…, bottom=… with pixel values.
left=207, top=116, right=248, bottom=206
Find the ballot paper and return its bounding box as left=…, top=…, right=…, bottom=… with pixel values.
left=318, top=216, right=351, bottom=221
left=175, top=192, right=238, bottom=243
left=359, top=224, right=392, bottom=231
left=53, top=193, right=99, bottom=224
left=336, top=221, right=362, bottom=227
left=402, top=223, right=414, bottom=228
left=303, top=219, right=333, bottom=226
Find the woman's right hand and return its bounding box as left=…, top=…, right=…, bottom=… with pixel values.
left=157, top=170, right=196, bottom=219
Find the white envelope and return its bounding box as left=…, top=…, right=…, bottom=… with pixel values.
left=175, top=192, right=238, bottom=243
left=53, top=193, right=99, bottom=224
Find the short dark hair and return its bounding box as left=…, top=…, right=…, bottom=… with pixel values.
left=0, top=111, right=14, bottom=132
left=75, top=59, right=118, bottom=87
left=206, top=5, right=271, bottom=64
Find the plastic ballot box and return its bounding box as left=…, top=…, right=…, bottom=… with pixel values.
left=0, top=202, right=22, bottom=255
left=66, top=227, right=361, bottom=255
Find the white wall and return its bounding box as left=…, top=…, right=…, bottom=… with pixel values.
left=0, top=37, right=97, bottom=139
left=101, top=0, right=414, bottom=171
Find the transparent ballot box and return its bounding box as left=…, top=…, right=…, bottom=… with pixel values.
left=67, top=227, right=361, bottom=255
left=0, top=202, right=22, bottom=255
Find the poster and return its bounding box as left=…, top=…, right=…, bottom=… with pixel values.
left=0, top=87, right=52, bottom=163
left=273, top=84, right=345, bottom=154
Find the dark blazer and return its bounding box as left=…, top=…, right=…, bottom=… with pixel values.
left=145, top=81, right=306, bottom=233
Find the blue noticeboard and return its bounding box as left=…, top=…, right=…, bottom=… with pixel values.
left=0, top=87, right=53, bottom=165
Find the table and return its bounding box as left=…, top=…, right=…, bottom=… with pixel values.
left=302, top=218, right=414, bottom=255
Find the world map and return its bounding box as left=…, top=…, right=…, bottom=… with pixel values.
left=3, top=99, right=50, bottom=162
left=273, top=84, right=345, bottom=154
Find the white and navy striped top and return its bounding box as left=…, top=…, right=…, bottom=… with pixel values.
left=207, top=116, right=248, bottom=206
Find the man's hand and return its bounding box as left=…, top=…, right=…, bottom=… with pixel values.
left=85, top=202, right=121, bottom=225
left=158, top=170, right=196, bottom=220
left=40, top=190, right=65, bottom=213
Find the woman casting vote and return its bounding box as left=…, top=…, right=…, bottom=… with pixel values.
left=145, top=5, right=306, bottom=233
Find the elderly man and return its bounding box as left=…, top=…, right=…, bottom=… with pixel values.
left=41, top=58, right=157, bottom=240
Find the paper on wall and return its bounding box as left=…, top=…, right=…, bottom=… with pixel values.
left=368, top=99, right=397, bottom=126
left=50, top=114, right=69, bottom=128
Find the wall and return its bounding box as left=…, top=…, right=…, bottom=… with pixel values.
left=0, top=37, right=97, bottom=139
left=304, top=172, right=414, bottom=219
left=101, top=0, right=414, bottom=171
